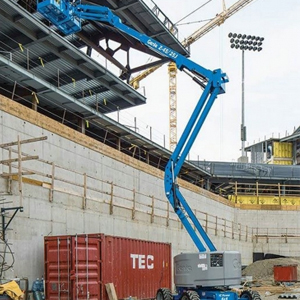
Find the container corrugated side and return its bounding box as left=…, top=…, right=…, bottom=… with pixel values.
left=44, top=234, right=171, bottom=300
left=102, top=235, right=171, bottom=300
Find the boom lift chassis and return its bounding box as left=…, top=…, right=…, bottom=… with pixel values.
left=36, top=2, right=260, bottom=300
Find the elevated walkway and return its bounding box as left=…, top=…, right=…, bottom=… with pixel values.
left=191, top=160, right=300, bottom=206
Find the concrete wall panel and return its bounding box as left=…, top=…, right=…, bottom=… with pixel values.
left=0, top=97, right=299, bottom=286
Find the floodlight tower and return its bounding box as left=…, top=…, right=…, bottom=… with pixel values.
left=228, top=32, right=264, bottom=161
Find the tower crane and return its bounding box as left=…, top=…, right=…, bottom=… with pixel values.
left=130, top=0, right=255, bottom=151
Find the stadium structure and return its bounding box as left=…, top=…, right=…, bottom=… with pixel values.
left=0, top=0, right=300, bottom=290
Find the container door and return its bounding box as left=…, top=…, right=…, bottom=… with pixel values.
left=44, top=236, right=72, bottom=300
left=71, top=235, right=101, bottom=300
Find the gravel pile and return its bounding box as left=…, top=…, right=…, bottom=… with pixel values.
left=242, top=258, right=300, bottom=281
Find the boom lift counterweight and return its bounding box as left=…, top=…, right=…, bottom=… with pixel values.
left=36, top=2, right=260, bottom=300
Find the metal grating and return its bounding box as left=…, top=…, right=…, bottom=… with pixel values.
left=0, top=0, right=213, bottom=187
left=0, top=0, right=147, bottom=115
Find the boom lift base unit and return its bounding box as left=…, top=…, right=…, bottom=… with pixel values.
left=36, top=1, right=259, bottom=300
left=174, top=252, right=241, bottom=288
left=170, top=251, right=242, bottom=300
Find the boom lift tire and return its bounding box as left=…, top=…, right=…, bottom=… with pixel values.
left=180, top=291, right=200, bottom=300
left=156, top=288, right=173, bottom=300
left=240, top=290, right=261, bottom=300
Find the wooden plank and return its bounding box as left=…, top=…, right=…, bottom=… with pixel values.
left=0, top=155, right=39, bottom=164
left=105, top=283, right=118, bottom=300
left=8, top=147, right=12, bottom=194
left=0, top=136, right=47, bottom=148
left=1, top=171, right=34, bottom=177
left=11, top=175, right=43, bottom=186
left=18, top=135, right=23, bottom=207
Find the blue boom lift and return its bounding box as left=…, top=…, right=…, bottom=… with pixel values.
left=36, top=2, right=261, bottom=300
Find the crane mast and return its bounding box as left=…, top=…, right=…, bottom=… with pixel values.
left=169, top=62, right=177, bottom=151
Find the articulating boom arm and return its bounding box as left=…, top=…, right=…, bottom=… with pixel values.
left=37, top=0, right=228, bottom=252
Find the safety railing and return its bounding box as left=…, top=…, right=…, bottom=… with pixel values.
left=0, top=136, right=250, bottom=243
left=252, top=227, right=300, bottom=244
left=142, top=0, right=179, bottom=39
left=229, top=181, right=300, bottom=205
left=1, top=136, right=299, bottom=246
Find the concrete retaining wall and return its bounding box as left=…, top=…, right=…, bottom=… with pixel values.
left=0, top=96, right=299, bottom=285
left=236, top=209, right=300, bottom=257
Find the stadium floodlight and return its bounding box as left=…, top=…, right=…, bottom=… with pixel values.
left=228, top=32, right=264, bottom=160
left=228, top=32, right=264, bottom=52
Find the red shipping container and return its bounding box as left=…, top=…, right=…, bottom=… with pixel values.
left=273, top=264, right=298, bottom=282
left=44, top=234, right=171, bottom=300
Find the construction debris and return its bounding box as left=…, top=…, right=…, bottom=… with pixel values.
left=278, top=294, right=299, bottom=299
left=243, top=258, right=300, bottom=281
left=242, top=258, right=300, bottom=300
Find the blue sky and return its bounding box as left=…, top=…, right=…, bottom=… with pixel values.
left=105, top=0, right=300, bottom=162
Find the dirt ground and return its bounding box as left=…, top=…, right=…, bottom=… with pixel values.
left=241, top=258, right=300, bottom=300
